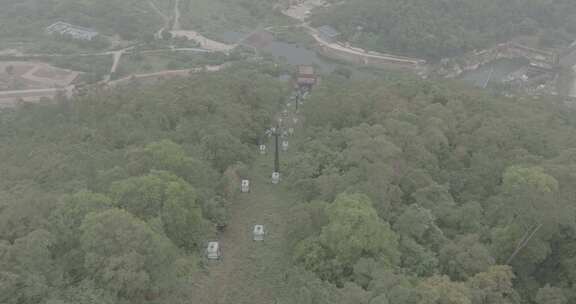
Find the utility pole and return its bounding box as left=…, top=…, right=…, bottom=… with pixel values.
left=270, top=123, right=281, bottom=184
left=274, top=124, right=280, bottom=173
left=295, top=91, right=299, bottom=112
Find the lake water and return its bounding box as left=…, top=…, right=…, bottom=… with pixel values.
left=216, top=31, right=339, bottom=73
left=215, top=31, right=401, bottom=81
left=460, top=58, right=527, bottom=87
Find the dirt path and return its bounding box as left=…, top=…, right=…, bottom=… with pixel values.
left=173, top=0, right=181, bottom=31
left=571, top=65, right=576, bottom=98
left=281, top=0, right=425, bottom=67
left=188, top=102, right=300, bottom=304
left=189, top=160, right=294, bottom=304
left=149, top=0, right=170, bottom=39
left=107, top=63, right=225, bottom=86
left=168, top=0, right=236, bottom=51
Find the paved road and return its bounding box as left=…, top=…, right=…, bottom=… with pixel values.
left=281, top=1, right=425, bottom=66
left=304, top=24, right=424, bottom=64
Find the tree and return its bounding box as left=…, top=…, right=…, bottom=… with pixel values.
left=489, top=166, right=564, bottom=268
left=80, top=209, right=177, bottom=301
left=295, top=193, right=400, bottom=284
left=412, top=183, right=458, bottom=227
left=370, top=294, right=390, bottom=304
left=439, top=235, right=494, bottom=280
left=417, top=275, right=471, bottom=304
left=399, top=237, right=439, bottom=277
left=535, top=285, right=567, bottom=304
left=110, top=171, right=176, bottom=219
left=161, top=180, right=210, bottom=250
left=126, top=140, right=218, bottom=192
left=467, top=266, right=519, bottom=304
left=202, top=129, right=254, bottom=172
left=110, top=171, right=209, bottom=249
left=0, top=229, right=61, bottom=304
left=50, top=190, right=112, bottom=250
left=394, top=204, right=436, bottom=241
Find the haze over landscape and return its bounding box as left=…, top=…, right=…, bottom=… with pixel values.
left=3, top=1, right=576, bottom=304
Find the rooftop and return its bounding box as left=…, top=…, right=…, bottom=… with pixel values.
left=317, top=25, right=340, bottom=38
left=298, top=65, right=315, bottom=75
left=46, top=21, right=99, bottom=39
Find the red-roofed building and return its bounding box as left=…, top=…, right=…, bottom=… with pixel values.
left=296, top=65, right=317, bottom=88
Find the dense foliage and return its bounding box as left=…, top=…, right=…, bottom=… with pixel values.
left=312, top=0, right=576, bottom=60
left=0, top=0, right=165, bottom=41
left=3, top=64, right=576, bottom=303
left=0, top=66, right=286, bottom=304
left=282, top=75, right=576, bottom=303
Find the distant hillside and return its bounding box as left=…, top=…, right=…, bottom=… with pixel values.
left=312, top=0, right=576, bottom=60
left=0, top=0, right=166, bottom=41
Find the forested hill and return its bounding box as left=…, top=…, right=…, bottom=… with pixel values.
left=1, top=65, right=576, bottom=303
left=0, top=66, right=287, bottom=304
left=0, top=0, right=165, bottom=40
left=285, top=76, right=576, bottom=303
left=313, top=0, right=576, bottom=60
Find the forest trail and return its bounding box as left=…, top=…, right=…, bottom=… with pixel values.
left=173, top=0, right=181, bottom=31
left=189, top=102, right=301, bottom=304
left=149, top=0, right=170, bottom=39
left=188, top=158, right=295, bottom=304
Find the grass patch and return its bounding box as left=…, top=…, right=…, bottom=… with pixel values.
left=117, top=51, right=210, bottom=75
left=178, top=0, right=292, bottom=37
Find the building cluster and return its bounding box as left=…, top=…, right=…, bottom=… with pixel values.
left=45, top=22, right=99, bottom=41
left=436, top=41, right=560, bottom=95
left=439, top=42, right=558, bottom=78
left=316, top=25, right=340, bottom=43
left=295, top=65, right=317, bottom=90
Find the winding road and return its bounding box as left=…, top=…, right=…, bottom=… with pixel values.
left=168, top=0, right=236, bottom=52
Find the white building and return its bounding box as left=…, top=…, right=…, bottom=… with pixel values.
left=46, top=22, right=99, bottom=41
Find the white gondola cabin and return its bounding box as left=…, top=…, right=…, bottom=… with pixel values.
left=241, top=179, right=250, bottom=193
left=282, top=140, right=289, bottom=151
left=206, top=241, right=222, bottom=260
left=259, top=144, right=266, bottom=154
left=253, top=225, right=265, bottom=241
left=271, top=172, right=280, bottom=184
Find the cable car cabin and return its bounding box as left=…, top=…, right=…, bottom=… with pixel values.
left=206, top=242, right=222, bottom=260
left=282, top=140, right=289, bottom=151
left=259, top=144, right=266, bottom=154
left=241, top=179, right=250, bottom=193
left=271, top=172, right=280, bottom=184
left=253, top=225, right=265, bottom=241
left=296, top=65, right=317, bottom=90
